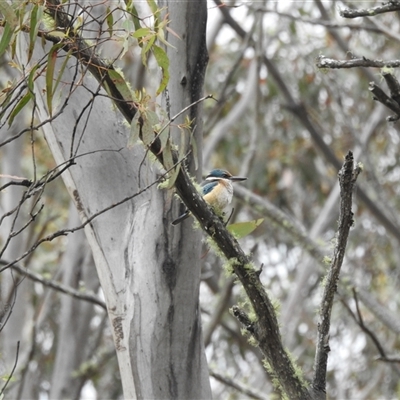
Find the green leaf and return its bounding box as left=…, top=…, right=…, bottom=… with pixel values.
left=105, top=6, right=114, bottom=37
left=0, top=22, right=13, bottom=58
left=227, top=219, right=264, bottom=239
left=28, top=5, right=44, bottom=62
left=156, top=27, right=176, bottom=49
left=8, top=92, right=32, bottom=126
left=46, top=45, right=59, bottom=117
left=52, top=49, right=72, bottom=95
left=45, top=43, right=66, bottom=116
left=141, top=111, right=156, bottom=146
left=132, top=27, right=151, bottom=39
left=141, top=35, right=155, bottom=66
left=152, top=45, right=169, bottom=95
left=27, top=64, right=39, bottom=92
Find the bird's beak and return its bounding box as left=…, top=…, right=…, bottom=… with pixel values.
left=230, top=176, right=247, bottom=182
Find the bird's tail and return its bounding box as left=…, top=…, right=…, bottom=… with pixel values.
left=171, top=210, right=190, bottom=225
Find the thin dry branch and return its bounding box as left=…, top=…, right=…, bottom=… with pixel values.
left=340, top=290, right=400, bottom=372
left=0, top=260, right=106, bottom=310
left=357, top=288, right=400, bottom=335
left=340, top=3, right=400, bottom=19
left=316, top=56, right=400, bottom=69
left=0, top=341, right=19, bottom=396
left=369, top=82, right=400, bottom=121
left=209, top=369, right=267, bottom=400
left=312, top=151, right=361, bottom=396
left=376, top=356, right=400, bottom=363
left=382, top=71, right=400, bottom=104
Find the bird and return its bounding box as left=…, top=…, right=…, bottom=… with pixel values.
left=172, top=169, right=247, bottom=225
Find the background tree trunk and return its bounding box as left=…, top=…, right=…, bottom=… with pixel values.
left=49, top=203, right=101, bottom=400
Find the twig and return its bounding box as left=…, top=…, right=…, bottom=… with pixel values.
left=340, top=3, right=400, bottom=19
left=312, top=151, right=360, bottom=395
left=231, top=306, right=255, bottom=334
left=341, top=290, right=400, bottom=373
left=0, top=341, right=19, bottom=397
left=376, top=356, right=400, bottom=363
left=351, top=288, right=387, bottom=359
left=316, top=56, right=400, bottom=69
left=209, top=369, right=267, bottom=400
left=157, top=94, right=215, bottom=138
left=357, top=288, right=400, bottom=335
left=369, top=82, right=400, bottom=121
left=382, top=71, right=400, bottom=105
left=0, top=260, right=106, bottom=310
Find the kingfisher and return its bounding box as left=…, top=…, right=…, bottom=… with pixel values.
left=172, top=169, right=247, bottom=225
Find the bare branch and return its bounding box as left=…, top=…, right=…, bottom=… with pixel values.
left=0, top=341, right=19, bottom=396
left=312, top=151, right=360, bottom=395
left=341, top=290, right=400, bottom=374
left=231, top=305, right=255, bottom=334
left=340, top=3, right=400, bottom=19
left=376, top=356, right=400, bottom=363
left=369, top=81, right=400, bottom=121
left=316, top=56, right=400, bottom=69
left=382, top=71, right=400, bottom=105
left=357, top=288, right=400, bottom=335
left=209, top=369, right=268, bottom=400
left=351, top=288, right=387, bottom=359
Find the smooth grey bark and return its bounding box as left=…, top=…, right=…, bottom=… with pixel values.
left=14, top=0, right=211, bottom=398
